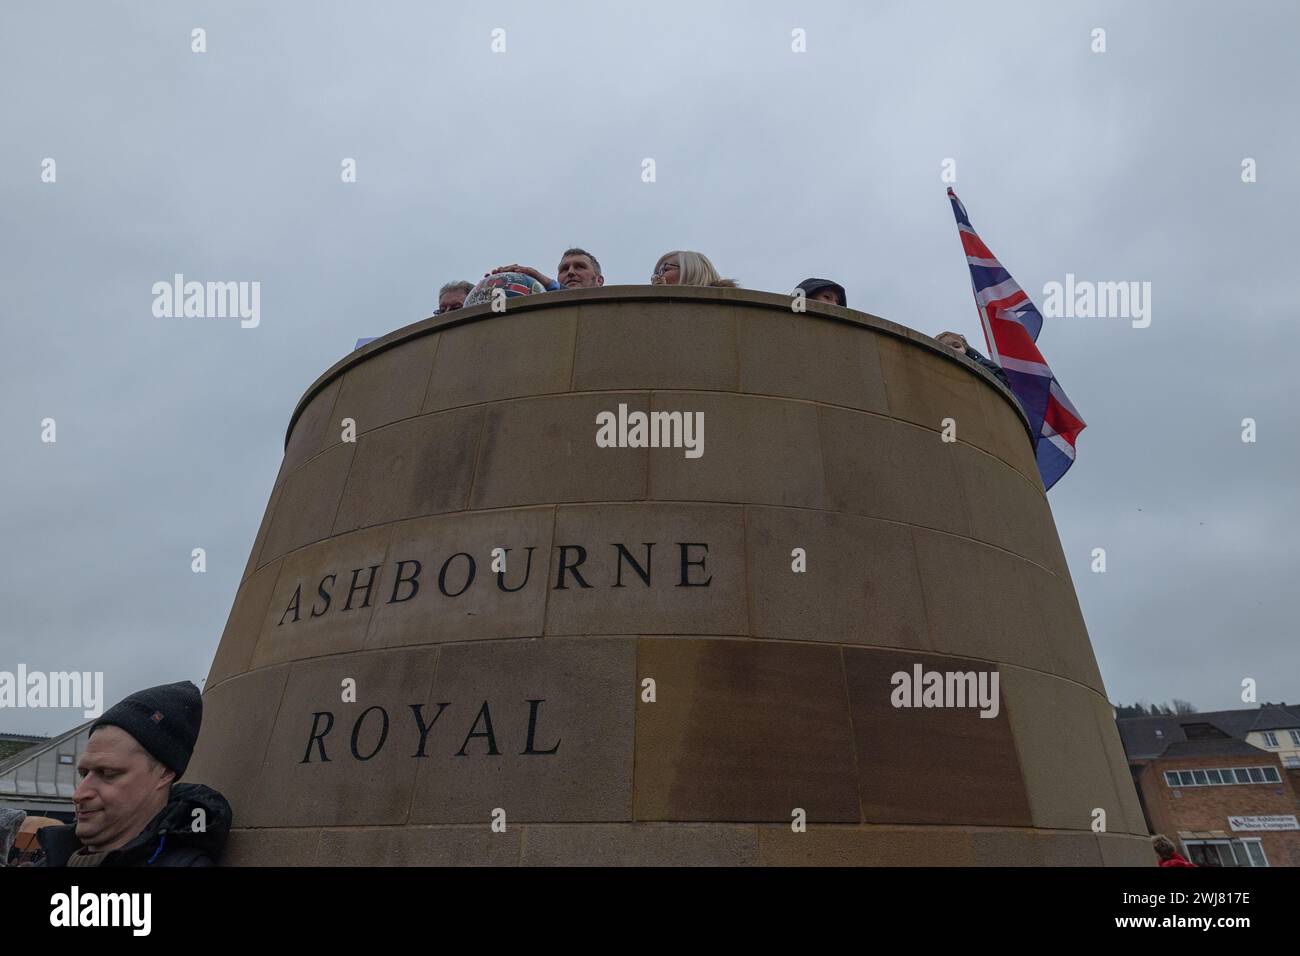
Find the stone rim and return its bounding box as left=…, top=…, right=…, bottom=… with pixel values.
left=283, top=286, right=1034, bottom=452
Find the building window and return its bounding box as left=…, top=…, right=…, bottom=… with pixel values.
left=1181, top=723, right=1230, bottom=740
left=1290, top=730, right=1300, bottom=746
left=58, top=754, right=73, bottom=765
left=1284, top=755, right=1300, bottom=769
left=1162, top=766, right=1282, bottom=787
left=1184, top=839, right=1269, bottom=868
left=1263, top=731, right=1278, bottom=747
left=1186, top=841, right=1230, bottom=867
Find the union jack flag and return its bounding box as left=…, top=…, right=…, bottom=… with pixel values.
left=947, top=187, right=1085, bottom=490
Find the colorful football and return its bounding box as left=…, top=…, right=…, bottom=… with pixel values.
left=463, top=272, right=547, bottom=307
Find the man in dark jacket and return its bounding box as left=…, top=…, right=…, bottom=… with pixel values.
left=935, top=330, right=1012, bottom=391
left=38, top=681, right=231, bottom=867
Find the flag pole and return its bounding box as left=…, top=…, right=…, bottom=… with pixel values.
left=951, top=186, right=1001, bottom=365
left=969, top=278, right=1000, bottom=365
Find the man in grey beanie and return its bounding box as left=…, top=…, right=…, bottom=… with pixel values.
left=37, top=681, right=231, bottom=867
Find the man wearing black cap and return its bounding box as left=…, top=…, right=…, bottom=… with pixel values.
left=795, top=278, right=848, bottom=308
left=37, top=681, right=231, bottom=867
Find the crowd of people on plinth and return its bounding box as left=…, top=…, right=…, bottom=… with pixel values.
left=433, top=247, right=1008, bottom=388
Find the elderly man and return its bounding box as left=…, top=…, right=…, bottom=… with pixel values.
left=437, top=280, right=473, bottom=314
left=37, top=681, right=231, bottom=867
left=487, top=248, right=605, bottom=291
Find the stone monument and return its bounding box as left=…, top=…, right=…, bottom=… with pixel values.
left=187, top=286, right=1152, bottom=865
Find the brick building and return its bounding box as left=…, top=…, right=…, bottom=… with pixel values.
left=1119, top=704, right=1300, bottom=867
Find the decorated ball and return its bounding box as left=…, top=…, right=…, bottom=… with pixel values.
left=463, top=272, right=547, bottom=307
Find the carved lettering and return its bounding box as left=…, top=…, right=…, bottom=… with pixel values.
left=554, top=545, right=591, bottom=590
left=301, top=711, right=334, bottom=763
left=312, top=574, right=336, bottom=617
left=350, top=705, right=390, bottom=760
left=343, top=565, right=381, bottom=610
left=613, top=543, right=653, bottom=588
left=437, top=552, right=476, bottom=597
left=388, top=560, right=421, bottom=604
left=409, top=701, right=451, bottom=757
left=678, top=542, right=712, bottom=587
left=521, top=699, right=561, bottom=755
left=456, top=700, right=501, bottom=756
left=275, top=539, right=714, bottom=625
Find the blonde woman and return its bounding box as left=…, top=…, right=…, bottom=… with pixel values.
left=651, top=251, right=738, bottom=288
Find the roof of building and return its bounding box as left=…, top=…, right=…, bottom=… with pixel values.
left=1157, top=739, right=1269, bottom=760
left=0, top=719, right=94, bottom=804
left=1250, top=703, right=1300, bottom=732
left=1118, top=703, right=1300, bottom=759
left=0, top=733, right=51, bottom=744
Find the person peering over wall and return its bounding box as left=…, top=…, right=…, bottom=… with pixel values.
left=795, top=277, right=847, bottom=307
left=487, top=247, right=606, bottom=292
left=935, top=330, right=1012, bottom=391
left=651, top=250, right=737, bottom=288
left=435, top=280, right=473, bottom=315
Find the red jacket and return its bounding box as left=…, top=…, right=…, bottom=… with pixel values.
left=1159, top=852, right=1196, bottom=867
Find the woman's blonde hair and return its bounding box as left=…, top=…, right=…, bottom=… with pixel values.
left=653, top=250, right=737, bottom=288
left=1151, top=835, right=1177, bottom=858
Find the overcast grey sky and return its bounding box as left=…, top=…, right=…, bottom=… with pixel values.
left=2, top=1, right=1297, bottom=735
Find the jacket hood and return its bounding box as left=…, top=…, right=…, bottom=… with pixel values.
left=37, top=782, right=232, bottom=867
left=149, top=783, right=232, bottom=858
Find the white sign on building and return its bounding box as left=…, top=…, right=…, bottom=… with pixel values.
left=1227, top=815, right=1299, bottom=832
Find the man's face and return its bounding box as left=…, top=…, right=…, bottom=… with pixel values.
left=811, top=288, right=840, bottom=305
left=73, top=727, right=172, bottom=851
left=438, top=290, right=466, bottom=313
left=936, top=332, right=967, bottom=354
left=556, top=254, right=603, bottom=289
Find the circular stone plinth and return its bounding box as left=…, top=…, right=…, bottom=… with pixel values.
left=189, top=287, right=1149, bottom=866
